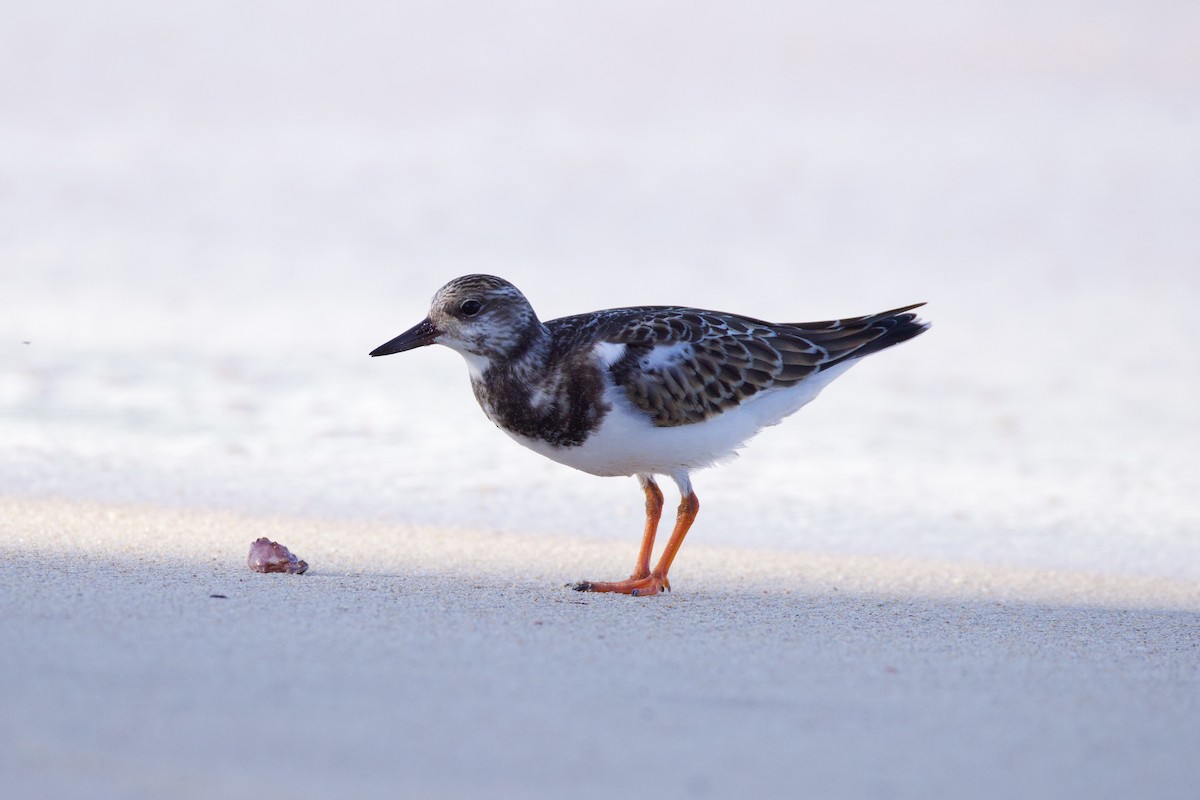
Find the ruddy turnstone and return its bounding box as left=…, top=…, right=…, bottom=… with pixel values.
left=371, top=274, right=928, bottom=596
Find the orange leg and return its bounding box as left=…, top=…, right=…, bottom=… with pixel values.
left=631, top=476, right=664, bottom=579
left=575, top=484, right=699, bottom=597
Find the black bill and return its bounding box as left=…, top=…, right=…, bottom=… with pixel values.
left=369, top=317, right=440, bottom=356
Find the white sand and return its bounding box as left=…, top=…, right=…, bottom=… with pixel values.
left=3, top=497, right=1198, bottom=800
left=3, top=0, right=1200, bottom=797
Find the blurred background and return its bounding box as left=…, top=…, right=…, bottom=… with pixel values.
left=3, top=1, right=1198, bottom=577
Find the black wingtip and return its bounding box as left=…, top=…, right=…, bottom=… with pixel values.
left=852, top=304, right=931, bottom=360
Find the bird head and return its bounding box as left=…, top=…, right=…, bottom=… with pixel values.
left=370, top=275, right=541, bottom=369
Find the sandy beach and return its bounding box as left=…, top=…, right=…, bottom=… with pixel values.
left=4, top=0, right=1200, bottom=797
left=3, top=497, right=1198, bottom=800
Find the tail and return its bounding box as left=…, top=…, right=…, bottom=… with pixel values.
left=788, top=303, right=930, bottom=370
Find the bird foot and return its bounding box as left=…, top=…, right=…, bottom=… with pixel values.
left=572, top=574, right=670, bottom=596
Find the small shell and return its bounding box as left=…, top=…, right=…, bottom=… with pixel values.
left=248, top=537, right=309, bottom=574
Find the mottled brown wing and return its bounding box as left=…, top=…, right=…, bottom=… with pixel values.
left=603, top=305, right=927, bottom=427
left=602, top=311, right=827, bottom=426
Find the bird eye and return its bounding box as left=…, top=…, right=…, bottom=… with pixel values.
left=460, top=299, right=483, bottom=317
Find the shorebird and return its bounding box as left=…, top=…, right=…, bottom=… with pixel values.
left=371, top=274, right=928, bottom=596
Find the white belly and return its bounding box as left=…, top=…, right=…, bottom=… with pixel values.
left=501, top=362, right=855, bottom=477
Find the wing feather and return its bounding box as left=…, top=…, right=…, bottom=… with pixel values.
left=557, top=303, right=926, bottom=428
